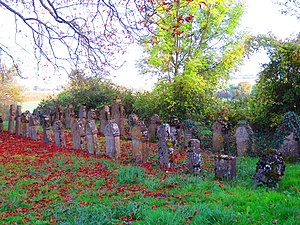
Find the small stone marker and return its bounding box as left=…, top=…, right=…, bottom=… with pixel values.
left=86, top=109, right=99, bottom=154
left=214, top=154, right=236, bottom=180
left=104, top=120, right=121, bottom=159
left=15, top=105, right=22, bottom=136
left=53, top=119, right=66, bottom=147
left=43, top=115, right=52, bottom=143
left=187, top=139, right=202, bottom=173
left=100, top=105, right=111, bottom=135
left=235, top=120, right=255, bottom=156
left=129, top=120, right=149, bottom=163
left=8, top=104, right=15, bottom=134
left=252, top=149, right=285, bottom=189
left=157, top=123, right=174, bottom=168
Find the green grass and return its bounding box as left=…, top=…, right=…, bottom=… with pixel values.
left=0, top=136, right=299, bottom=225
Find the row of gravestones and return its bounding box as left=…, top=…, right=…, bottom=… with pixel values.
left=1, top=101, right=298, bottom=188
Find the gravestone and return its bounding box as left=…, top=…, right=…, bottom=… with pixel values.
left=129, top=120, right=149, bottom=163
left=169, top=116, right=182, bottom=148
left=214, top=154, right=236, bottom=180
left=29, top=115, right=39, bottom=140
left=104, top=120, right=121, bottom=159
left=252, top=149, right=285, bottom=189
left=53, top=119, right=66, bottom=147
left=79, top=105, right=87, bottom=132
left=235, top=120, right=255, bottom=156
left=187, top=139, right=202, bottom=173
left=0, top=116, right=3, bottom=133
left=65, top=104, right=75, bottom=129
left=212, top=117, right=231, bottom=154
left=53, top=105, right=66, bottom=147
left=42, top=115, right=52, bottom=143
left=8, top=104, right=16, bottom=134
left=183, top=119, right=201, bottom=147
left=148, top=114, right=162, bottom=141
left=275, top=112, right=300, bottom=162
left=100, top=105, right=111, bottom=135
left=128, top=113, right=139, bottom=136
left=157, top=123, right=174, bottom=168
left=111, top=98, right=126, bottom=136
left=15, top=105, right=22, bottom=135
left=86, top=109, right=99, bottom=154
left=21, top=111, right=30, bottom=138
left=71, top=119, right=86, bottom=150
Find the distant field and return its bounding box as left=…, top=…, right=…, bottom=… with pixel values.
left=21, top=91, right=58, bottom=102
left=21, top=101, right=40, bottom=112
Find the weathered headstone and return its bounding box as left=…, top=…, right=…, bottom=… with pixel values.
left=53, top=105, right=66, bottom=147
left=252, top=149, right=285, bottom=189
left=86, top=109, right=99, bottom=154
left=29, top=115, right=39, bottom=140
left=128, top=113, right=139, bottom=136
left=8, top=104, right=16, bottom=134
left=79, top=105, right=87, bottom=131
left=71, top=119, right=86, bottom=150
left=235, top=120, right=255, bottom=156
left=111, top=98, right=126, bottom=136
left=148, top=114, right=162, bottom=141
left=15, top=105, right=22, bottom=136
left=100, top=105, right=111, bottom=135
left=0, top=116, right=3, bottom=133
left=183, top=119, right=201, bottom=147
left=42, top=115, right=52, bottom=143
left=214, top=154, right=236, bottom=180
left=129, top=121, right=149, bottom=163
left=212, top=117, right=231, bottom=154
left=157, top=123, right=174, bottom=168
left=187, top=139, right=202, bottom=173
left=275, top=112, right=300, bottom=162
left=65, top=104, right=75, bottom=129
left=21, top=111, right=30, bottom=138
left=104, top=120, right=121, bottom=159
left=53, top=119, right=66, bottom=147
left=169, top=116, right=182, bottom=148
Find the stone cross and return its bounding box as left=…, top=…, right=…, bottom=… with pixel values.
left=104, top=120, right=121, bottom=159
left=148, top=114, right=162, bottom=141
left=8, top=104, right=15, bottom=134
left=29, top=114, right=39, bottom=140
left=236, top=120, right=255, bottom=156
left=0, top=116, right=3, bottom=133
left=187, top=139, right=202, bottom=173
left=157, top=123, right=174, bottom=168
left=100, top=105, right=111, bottom=135
left=15, top=105, right=22, bottom=136
left=21, top=111, right=30, bottom=138
left=129, top=120, right=149, bottom=163
left=214, top=154, right=236, bottom=181
left=111, top=98, right=126, bottom=136
left=42, top=115, right=52, bottom=143
left=86, top=109, right=99, bottom=154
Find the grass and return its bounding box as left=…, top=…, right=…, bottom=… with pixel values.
left=0, top=131, right=299, bottom=224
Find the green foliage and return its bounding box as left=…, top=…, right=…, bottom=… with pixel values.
left=248, top=37, right=300, bottom=128
left=117, top=165, right=145, bottom=185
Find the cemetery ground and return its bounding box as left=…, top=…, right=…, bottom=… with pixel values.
left=0, top=128, right=299, bottom=224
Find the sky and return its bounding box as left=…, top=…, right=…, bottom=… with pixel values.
left=1, top=0, right=300, bottom=91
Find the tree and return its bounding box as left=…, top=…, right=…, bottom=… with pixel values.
left=139, top=0, right=246, bottom=86
left=0, top=64, right=24, bottom=118
left=0, top=0, right=148, bottom=77
left=249, top=36, right=300, bottom=128
left=274, top=0, right=300, bottom=20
